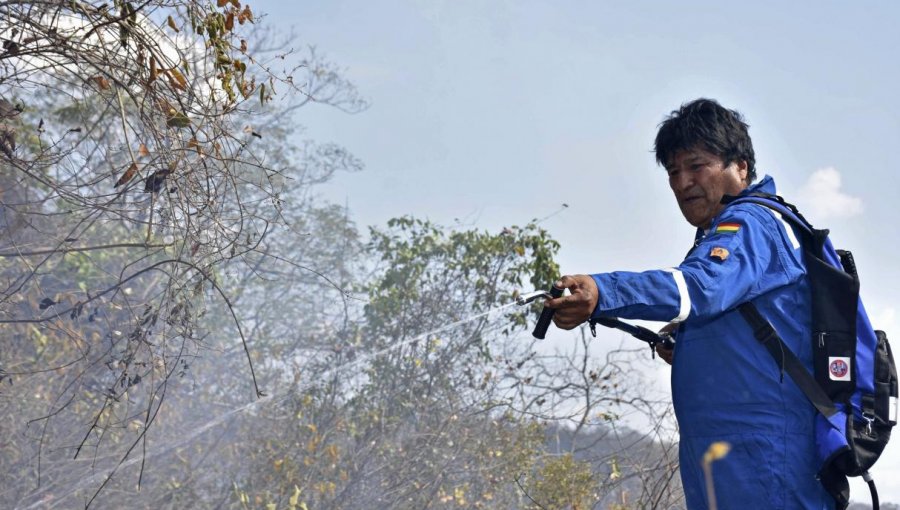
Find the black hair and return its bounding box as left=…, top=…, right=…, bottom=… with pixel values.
left=654, top=98, right=756, bottom=183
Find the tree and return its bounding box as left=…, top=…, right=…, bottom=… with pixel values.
left=221, top=217, right=562, bottom=509
left=201, top=215, right=683, bottom=509
left=0, top=1, right=365, bottom=506
left=2, top=3, right=688, bottom=508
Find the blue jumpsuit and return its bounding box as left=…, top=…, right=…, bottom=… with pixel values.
left=590, top=176, right=831, bottom=509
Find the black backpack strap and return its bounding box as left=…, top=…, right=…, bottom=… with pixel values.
left=819, top=466, right=851, bottom=510
left=722, top=192, right=816, bottom=236
left=737, top=302, right=839, bottom=418
left=728, top=192, right=882, bottom=510
left=740, top=192, right=815, bottom=227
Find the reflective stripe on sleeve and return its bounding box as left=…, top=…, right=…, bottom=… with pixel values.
left=663, top=268, right=690, bottom=322
left=765, top=208, right=801, bottom=250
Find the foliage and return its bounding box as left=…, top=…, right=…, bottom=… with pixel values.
left=524, top=453, right=598, bottom=510
left=0, top=1, right=364, bottom=506
left=1, top=3, right=688, bottom=508
left=196, top=214, right=683, bottom=510
left=219, top=217, right=562, bottom=509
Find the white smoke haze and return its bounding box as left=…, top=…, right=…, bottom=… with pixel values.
left=7, top=1, right=900, bottom=507
left=795, top=167, right=864, bottom=221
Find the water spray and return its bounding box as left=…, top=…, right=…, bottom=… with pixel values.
left=19, top=301, right=521, bottom=510
left=24, top=291, right=675, bottom=509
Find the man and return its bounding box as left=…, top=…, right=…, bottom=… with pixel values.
left=547, top=99, right=831, bottom=509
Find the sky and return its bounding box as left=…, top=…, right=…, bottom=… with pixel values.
left=254, top=0, right=900, bottom=502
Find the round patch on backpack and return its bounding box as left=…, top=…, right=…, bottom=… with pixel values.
left=828, top=357, right=851, bottom=381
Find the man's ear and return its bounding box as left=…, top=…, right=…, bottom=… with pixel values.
left=735, top=160, right=749, bottom=184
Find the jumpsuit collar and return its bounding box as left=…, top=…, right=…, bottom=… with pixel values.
left=693, top=174, right=776, bottom=243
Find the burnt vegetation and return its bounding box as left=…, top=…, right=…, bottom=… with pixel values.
left=1, top=2, right=686, bottom=508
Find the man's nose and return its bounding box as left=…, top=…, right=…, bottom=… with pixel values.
left=671, top=169, right=693, bottom=192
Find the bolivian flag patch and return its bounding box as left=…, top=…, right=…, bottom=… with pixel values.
left=715, top=222, right=741, bottom=234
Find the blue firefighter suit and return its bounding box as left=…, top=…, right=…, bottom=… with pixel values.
left=590, top=176, right=832, bottom=509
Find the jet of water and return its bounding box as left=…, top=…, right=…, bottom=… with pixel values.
left=18, top=301, right=520, bottom=510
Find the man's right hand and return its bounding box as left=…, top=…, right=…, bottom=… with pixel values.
left=546, top=274, right=599, bottom=330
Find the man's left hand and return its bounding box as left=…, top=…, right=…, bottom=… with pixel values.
left=546, top=274, right=599, bottom=329
left=655, top=323, right=677, bottom=365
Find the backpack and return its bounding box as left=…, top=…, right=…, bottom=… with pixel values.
left=724, top=192, right=898, bottom=510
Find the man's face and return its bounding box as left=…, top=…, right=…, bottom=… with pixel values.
left=666, top=147, right=749, bottom=230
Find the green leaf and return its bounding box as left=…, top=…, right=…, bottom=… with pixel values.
left=166, top=112, right=191, bottom=128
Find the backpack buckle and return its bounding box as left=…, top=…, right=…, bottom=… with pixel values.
left=862, top=413, right=875, bottom=436
left=753, top=325, right=779, bottom=345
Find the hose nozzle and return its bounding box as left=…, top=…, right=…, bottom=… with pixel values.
left=531, top=285, right=564, bottom=339
left=516, top=290, right=552, bottom=306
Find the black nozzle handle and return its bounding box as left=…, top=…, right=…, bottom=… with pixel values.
left=591, top=316, right=676, bottom=349
left=532, top=285, right=564, bottom=339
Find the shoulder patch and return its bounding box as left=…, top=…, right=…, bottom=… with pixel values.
left=715, top=222, right=741, bottom=234
left=710, top=247, right=730, bottom=261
